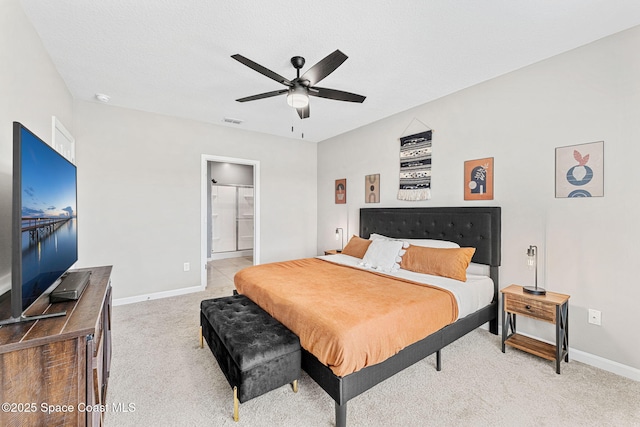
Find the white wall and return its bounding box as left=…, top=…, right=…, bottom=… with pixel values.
left=0, top=0, right=74, bottom=294
left=318, top=26, right=640, bottom=371
left=73, top=101, right=317, bottom=300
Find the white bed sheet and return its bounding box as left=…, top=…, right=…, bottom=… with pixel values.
left=317, top=253, right=494, bottom=320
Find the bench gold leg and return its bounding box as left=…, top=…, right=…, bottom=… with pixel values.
left=199, top=326, right=203, bottom=348
left=292, top=379, right=298, bottom=393
left=233, top=386, right=239, bottom=422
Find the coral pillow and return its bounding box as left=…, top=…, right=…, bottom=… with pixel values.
left=341, top=235, right=372, bottom=259
left=400, top=245, right=476, bottom=282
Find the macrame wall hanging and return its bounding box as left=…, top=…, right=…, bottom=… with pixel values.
left=397, top=119, right=433, bottom=201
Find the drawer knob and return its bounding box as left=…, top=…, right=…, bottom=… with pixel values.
left=525, top=305, right=532, bottom=310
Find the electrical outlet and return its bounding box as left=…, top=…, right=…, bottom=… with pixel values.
left=183, top=262, right=190, bottom=272
left=588, top=309, right=601, bottom=326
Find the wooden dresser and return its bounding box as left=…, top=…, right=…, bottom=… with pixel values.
left=0, top=266, right=112, bottom=427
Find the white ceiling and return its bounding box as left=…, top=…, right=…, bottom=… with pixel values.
left=20, top=0, right=640, bottom=142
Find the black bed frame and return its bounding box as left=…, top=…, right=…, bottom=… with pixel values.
left=302, top=207, right=501, bottom=427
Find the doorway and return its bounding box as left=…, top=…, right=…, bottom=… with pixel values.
left=201, top=155, right=260, bottom=289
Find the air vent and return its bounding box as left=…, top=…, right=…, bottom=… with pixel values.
left=223, top=117, right=243, bottom=125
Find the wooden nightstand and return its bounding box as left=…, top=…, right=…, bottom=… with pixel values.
left=501, top=284, right=570, bottom=374
left=324, top=249, right=341, bottom=255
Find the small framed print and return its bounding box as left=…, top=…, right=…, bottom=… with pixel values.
left=555, top=141, right=603, bottom=198
left=365, top=174, right=380, bottom=203
left=335, top=179, right=346, bottom=204
left=464, top=157, right=494, bottom=200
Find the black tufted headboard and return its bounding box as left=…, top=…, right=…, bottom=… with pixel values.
left=359, top=207, right=501, bottom=268
left=359, top=207, right=501, bottom=302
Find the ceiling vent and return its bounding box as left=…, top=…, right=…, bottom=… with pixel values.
left=223, top=117, right=243, bottom=125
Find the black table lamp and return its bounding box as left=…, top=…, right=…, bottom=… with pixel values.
left=524, top=245, right=546, bottom=295
left=335, top=228, right=344, bottom=252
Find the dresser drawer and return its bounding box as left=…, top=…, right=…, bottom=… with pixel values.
left=504, top=293, right=556, bottom=323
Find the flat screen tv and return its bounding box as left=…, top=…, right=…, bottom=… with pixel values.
left=1, top=122, right=77, bottom=324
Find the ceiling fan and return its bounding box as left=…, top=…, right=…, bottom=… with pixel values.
left=231, top=49, right=366, bottom=119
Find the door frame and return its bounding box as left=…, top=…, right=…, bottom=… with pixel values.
left=201, top=154, right=260, bottom=288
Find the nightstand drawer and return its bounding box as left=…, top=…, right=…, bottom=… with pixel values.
left=504, top=294, right=555, bottom=323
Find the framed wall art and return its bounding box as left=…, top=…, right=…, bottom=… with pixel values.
left=555, top=141, right=603, bottom=198
left=365, top=174, right=380, bottom=203
left=335, top=179, right=346, bottom=204
left=464, top=157, right=494, bottom=200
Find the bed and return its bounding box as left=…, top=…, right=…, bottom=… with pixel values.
left=235, top=207, right=501, bottom=426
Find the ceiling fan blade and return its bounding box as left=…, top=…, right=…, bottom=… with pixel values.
left=297, top=104, right=310, bottom=119
left=236, top=89, right=288, bottom=103
left=309, top=87, right=366, bottom=103
left=300, top=50, right=348, bottom=86
left=231, top=54, right=292, bottom=86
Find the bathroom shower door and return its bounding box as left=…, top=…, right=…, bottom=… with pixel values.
left=237, top=187, right=254, bottom=250
left=211, top=185, right=236, bottom=253
left=211, top=184, right=254, bottom=254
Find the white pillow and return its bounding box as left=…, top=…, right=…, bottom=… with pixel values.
left=369, top=233, right=392, bottom=241
left=404, top=239, right=460, bottom=249
left=368, top=233, right=409, bottom=248
left=466, top=262, right=489, bottom=276
left=369, top=233, right=459, bottom=249
left=360, top=239, right=405, bottom=272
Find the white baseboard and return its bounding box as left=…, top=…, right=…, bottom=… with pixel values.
left=113, top=284, right=205, bottom=306
left=493, top=325, right=640, bottom=382
left=569, top=347, right=640, bottom=381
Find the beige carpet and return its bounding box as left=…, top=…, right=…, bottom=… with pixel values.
left=105, top=279, right=640, bottom=426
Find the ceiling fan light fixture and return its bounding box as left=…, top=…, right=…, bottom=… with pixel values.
left=286, top=86, right=309, bottom=108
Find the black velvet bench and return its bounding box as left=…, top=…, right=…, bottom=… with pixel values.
left=199, top=294, right=301, bottom=421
